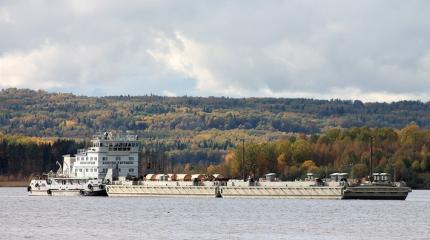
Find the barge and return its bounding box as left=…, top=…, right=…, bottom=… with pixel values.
left=105, top=172, right=411, bottom=200
left=28, top=132, right=411, bottom=199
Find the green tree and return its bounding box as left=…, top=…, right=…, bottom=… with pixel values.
left=291, top=139, right=312, bottom=163
left=352, top=163, right=368, bottom=179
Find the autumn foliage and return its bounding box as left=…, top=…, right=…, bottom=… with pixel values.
left=219, top=124, right=430, bottom=188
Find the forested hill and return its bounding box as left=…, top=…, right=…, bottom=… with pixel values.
left=2, top=88, right=430, bottom=188
left=1, top=88, right=429, bottom=137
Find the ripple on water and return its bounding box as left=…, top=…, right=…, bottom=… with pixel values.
left=0, top=188, right=429, bottom=240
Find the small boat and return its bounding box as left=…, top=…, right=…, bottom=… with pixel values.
left=27, top=175, right=106, bottom=196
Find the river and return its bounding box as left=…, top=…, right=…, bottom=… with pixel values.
left=0, top=188, right=429, bottom=240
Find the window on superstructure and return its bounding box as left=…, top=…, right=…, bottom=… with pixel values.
left=129, top=157, right=134, bottom=161
left=116, top=156, right=121, bottom=161
left=129, top=168, right=134, bottom=172
left=86, top=168, right=89, bottom=172
left=94, top=157, right=97, bottom=160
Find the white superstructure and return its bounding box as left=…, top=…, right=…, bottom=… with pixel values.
left=69, top=132, right=140, bottom=179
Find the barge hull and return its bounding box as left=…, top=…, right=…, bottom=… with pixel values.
left=81, top=190, right=108, bottom=196
left=106, top=185, right=345, bottom=199
left=220, top=186, right=343, bottom=199
left=342, top=186, right=410, bottom=200
left=106, top=185, right=218, bottom=197
left=342, top=195, right=407, bottom=200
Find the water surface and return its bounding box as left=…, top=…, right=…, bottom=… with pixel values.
left=0, top=188, right=429, bottom=240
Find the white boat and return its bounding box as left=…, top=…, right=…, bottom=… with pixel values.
left=27, top=176, right=106, bottom=196
left=28, top=131, right=140, bottom=197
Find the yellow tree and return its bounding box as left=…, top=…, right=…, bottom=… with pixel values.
left=277, top=153, right=288, bottom=175
left=224, top=151, right=240, bottom=177
left=206, top=164, right=216, bottom=175
left=301, top=160, right=319, bottom=174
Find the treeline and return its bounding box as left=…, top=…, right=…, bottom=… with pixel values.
left=1, top=125, right=430, bottom=188
left=2, top=88, right=430, bottom=137
left=206, top=124, right=430, bottom=188
left=0, top=133, right=83, bottom=181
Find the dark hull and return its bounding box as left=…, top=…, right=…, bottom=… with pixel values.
left=342, top=186, right=410, bottom=200
left=81, top=189, right=108, bottom=196
left=342, top=195, right=407, bottom=200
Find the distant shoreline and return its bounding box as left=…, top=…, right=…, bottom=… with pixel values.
left=0, top=181, right=28, bottom=187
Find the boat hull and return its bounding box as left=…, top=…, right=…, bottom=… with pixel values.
left=342, top=186, right=411, bottom=200
left=28, top=189, right=51, bottom=196
left=50, top=189, right=82, bottom=197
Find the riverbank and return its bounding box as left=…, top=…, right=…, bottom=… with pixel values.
left=0, top=181, right=28, bottom=187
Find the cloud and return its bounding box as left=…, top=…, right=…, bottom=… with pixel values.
left=162, top=90, right=177, bottom=97
left=148, top=32, right=220, bottom=92
left=0, top=41, right=121, bottom=90
left=1, top=1, right=430, bottom=101
left=0, top=8, right=12, bottom=23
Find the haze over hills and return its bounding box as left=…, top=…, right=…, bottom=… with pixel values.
left=1, top=88, right=429, bottom=139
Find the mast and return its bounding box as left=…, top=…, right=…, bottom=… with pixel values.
left=369, top=136, right=374, bottom=182
left=241, top=138, right=245, bottom=180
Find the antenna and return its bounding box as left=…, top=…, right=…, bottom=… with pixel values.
left=241, top=138, right=245, bottom=181
left=369, top=136, right=374, bottom=182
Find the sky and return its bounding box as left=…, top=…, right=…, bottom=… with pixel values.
left=1, top=0, right=430, bottom=102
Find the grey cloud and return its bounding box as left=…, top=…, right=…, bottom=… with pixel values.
left=1, top=0, right=430, bottom=101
